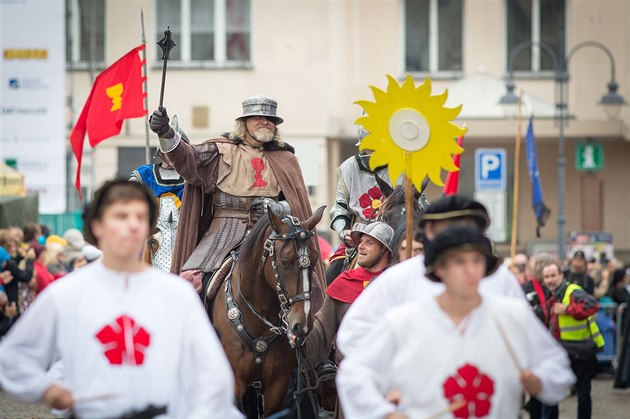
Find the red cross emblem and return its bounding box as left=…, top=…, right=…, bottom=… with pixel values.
left=95, top=315, right=151, bottom=366
left=442, top=363, right=495, bottom=418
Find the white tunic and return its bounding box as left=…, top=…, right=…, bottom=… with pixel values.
left=337, top=295, right=575, bottom=418
left=0, top=262, right=242, bottom=419
left=337, top=255, right=525, bottom=358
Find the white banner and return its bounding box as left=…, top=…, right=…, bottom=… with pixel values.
left=0, top=0, right=66, bottom=214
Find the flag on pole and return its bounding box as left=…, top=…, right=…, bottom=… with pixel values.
left=525, top=116, right=551, bottom=237
left=70, top=45, right=147, bottom=198
left=442, top=135, right=465, bottom=196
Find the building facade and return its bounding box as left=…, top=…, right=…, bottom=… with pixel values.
left=65, top=0, right=630, bottom=260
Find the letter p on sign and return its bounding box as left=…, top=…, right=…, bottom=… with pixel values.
left=475, top=149, right=506, bottom=190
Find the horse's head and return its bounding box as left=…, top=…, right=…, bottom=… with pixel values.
left=264, top=206, right=325, bottom=340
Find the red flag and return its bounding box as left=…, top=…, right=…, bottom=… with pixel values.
left=70, top=45, right=147, bottom=198
left=443, top=135, right=465, bottom=196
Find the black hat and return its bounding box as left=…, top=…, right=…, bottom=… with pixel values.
left=572, top=250, right=586, bottom=260
left=418, top=195, right=490, bottom=231
left=424, top=225, right=500, bottom=282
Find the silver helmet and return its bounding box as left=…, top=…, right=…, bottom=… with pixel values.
left=355, top=125, right=369, bottom=146
left=350, top=221, right=394, bottom=253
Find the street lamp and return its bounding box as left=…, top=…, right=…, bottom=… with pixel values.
left=500, top=39, right=625, bottom=261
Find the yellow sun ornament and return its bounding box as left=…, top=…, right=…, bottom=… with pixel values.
left=356, top=75, right=467, bottom=189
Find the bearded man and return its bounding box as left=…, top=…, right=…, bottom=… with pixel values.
left=149, top=96, right=325, bottom=309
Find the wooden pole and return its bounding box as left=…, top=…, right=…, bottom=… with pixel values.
left=404, top=153, right=414, bottom=260
left=509, top=92, right=524, bottom=260
left=141, top=9, right=150, bottom=164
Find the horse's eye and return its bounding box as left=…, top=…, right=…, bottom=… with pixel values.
left=279, top=259, right=291, bottom=269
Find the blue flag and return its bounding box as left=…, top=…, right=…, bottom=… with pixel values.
left=525, top=116, right=551, bottom=237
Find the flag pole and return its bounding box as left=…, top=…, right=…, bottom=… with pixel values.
left=141, top=9, right=150, bottom=164
left=510, top=92, right=524, bottom=260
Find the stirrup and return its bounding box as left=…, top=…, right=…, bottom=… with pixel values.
left=316, top=360, right=337, bottom=382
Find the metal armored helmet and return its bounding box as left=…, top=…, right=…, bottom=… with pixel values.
left=236, top=95, right=284, bottom=125
left=155, top=114, right=189, bottom=158
left=355, top=125, right=369, bottom=146
left=350, top=221, right=395, bottom=254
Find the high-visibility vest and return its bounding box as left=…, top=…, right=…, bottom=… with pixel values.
left=558, top=283, right=605, bottom=348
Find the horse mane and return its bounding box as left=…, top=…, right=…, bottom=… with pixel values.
left=240, top=217, right=272, bottom=259
left=384, top=185, right=407, bottom=209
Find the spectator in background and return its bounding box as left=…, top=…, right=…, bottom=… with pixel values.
left=22, top=223, right=41, bottom=245
left=522, top=252, right=554, bottom=419
left=0, top=234, right=35, bottom=314
left=32, top=244, right=55, bottom=295
left=390, top=223, right=423, bottom=265
left=542, top=260, right=603, bottom=419
left=81, top=245, right=103, bottom=264
left=613, top=267, right=630, bottom=389
left=510, top=253, right=529, bottom=285
left=609, top=268, right=630, bottom=322
left=61, top=228, right=86, bottom=269
left=565, top=251, right=595, bottom=296
left=0, top=285, right=18, bottom=337
left=45, top=241, right=68, bottom=279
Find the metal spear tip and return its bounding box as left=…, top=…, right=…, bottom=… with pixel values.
left=157, top=26, right=176, bottom=60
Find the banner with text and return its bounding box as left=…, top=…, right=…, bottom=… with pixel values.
left=1, top=0, right=66, bottom=213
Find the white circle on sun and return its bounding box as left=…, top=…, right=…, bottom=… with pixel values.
left=388, top=108, right=431, bottom=151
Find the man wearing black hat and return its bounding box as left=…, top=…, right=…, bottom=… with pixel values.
left=337, top=194, right=525, bottom=359
left=565, top=250, right=595, bottom=296
left=337, top=225, right=574, bottom=418
left=149, top=97, right=325, bottom=309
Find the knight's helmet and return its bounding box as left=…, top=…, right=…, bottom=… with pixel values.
left=155, top=114, right=190, bottom=158
left=355, top=124, right=375, bottom=170
left=349, top=221, right=395, bottom=254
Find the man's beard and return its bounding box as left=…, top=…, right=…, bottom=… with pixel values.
left=252, top=128, right=275, bottom=143
left=357, top=252, right=385, bottom=270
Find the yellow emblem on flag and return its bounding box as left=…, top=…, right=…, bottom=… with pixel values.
left=106, top=83, right=124, bottom=111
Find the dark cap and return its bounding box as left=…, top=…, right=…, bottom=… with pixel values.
left=418, top=195, right=490, bottom=231
left=572, top=250, right=586, bottom=260
left=424, top=225, right=500, bottom=282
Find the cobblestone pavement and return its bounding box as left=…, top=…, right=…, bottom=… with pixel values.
left=1, top=377, right=629, bottom=418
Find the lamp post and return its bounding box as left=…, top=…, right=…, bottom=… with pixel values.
left=500, top=39, right=625, bottom=261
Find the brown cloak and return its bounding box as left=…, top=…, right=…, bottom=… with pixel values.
left=165, top=136, right=326, bottom=310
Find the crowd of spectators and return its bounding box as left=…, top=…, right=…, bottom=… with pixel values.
left=0, top=223, right=102, bottom=338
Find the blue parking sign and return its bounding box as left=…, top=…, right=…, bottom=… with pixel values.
left=475, top=149, right=506, bottom=190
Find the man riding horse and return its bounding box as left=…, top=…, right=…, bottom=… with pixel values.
left=149, top=96, right=325, bottom=309
left=327, top=127, right=428, bottom=284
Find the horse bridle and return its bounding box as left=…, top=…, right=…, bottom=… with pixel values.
left=236, top=214, right=314, bottom=342
left=261, top=215, right=314, bottom=341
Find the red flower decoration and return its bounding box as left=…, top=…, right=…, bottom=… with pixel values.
left=358, top=186, right=383, bottom=218
left=95, top=315, right=151, bottom=366
left=443, top=363, right=494, bottom=418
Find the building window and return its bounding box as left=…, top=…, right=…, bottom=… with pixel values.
left=156, top=0, right=250, bottom=66
left=506, top=0, right=565, bottom=72
left=66, top=0, right=106, bottom=66
left=404, top=0, right=463, bottom=73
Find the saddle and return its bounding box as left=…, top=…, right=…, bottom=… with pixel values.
left=204, top=255, right=237, bottom=317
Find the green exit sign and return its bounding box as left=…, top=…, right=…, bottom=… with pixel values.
left=575, top=143, right=604, bottom=171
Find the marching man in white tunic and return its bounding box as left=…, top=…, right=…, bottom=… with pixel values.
left=0, top=179, right=241, bottom=419
left=336, top=225, right=575, bottom=418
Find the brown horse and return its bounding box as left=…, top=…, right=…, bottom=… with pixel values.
left=211, top=206, right=326, bottom=418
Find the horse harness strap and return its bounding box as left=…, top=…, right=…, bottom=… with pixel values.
left=225, top=276, right=283, bottom=418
